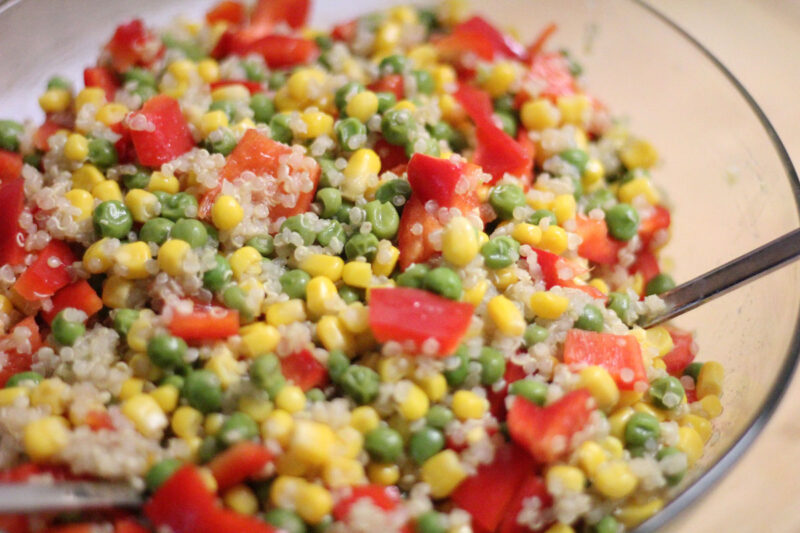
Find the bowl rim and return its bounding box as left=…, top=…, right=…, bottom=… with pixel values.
left=631, top=1, right=800, bottom=531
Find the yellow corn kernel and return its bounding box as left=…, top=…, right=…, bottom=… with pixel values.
left=101, top=275, right=134, bottom=308
left=96, top=103, right=129, bottom=126
left=119, top=377, right=145, bottom=401
left=30, top=378, right=68, bottom=415
left=197, top=58, right=220, bottom=83
left=346, top=91, right=379, bottom=123
left=299, top=111, right=334, bottom=140
left=608, top=406, right=634, bottom=440
left=643, top=326, right=673, bottom=358
left=223, top=484, right=258, bottom=515
left=317, top=315, right=355, bottom=354
left=126, top=312, right=154, bottom=352
left=416, top=373, right=447, bottom=402
left=342, top=148, right=381, bottom=201
left=368, top=462, right=400, bottom=485
left=556, top=94, right=591, bottom=126
left=378, top=355, right=411, bottom=383
left=172, top=406, right=203, bottom=439
left=577, top=441, right=607, bottom=477
left=350, top=406, right=380, bottom=434
left=544, top=525, right=575, bottom=533
left=492, top=267, right=518, bottom=291
left=0, top=387, right=29, bottom=407
left=521, top=98, right=559, bottom=131
left=204, top=413, right=225, bottom=436
left=200, top=110, right=229, bottom=137
left=211, top=84, right=250, bottom=103
left=487, top=295, right=525, bottom=336
left=276, top=385, right=306, bottom=414
left=306, top=276, right=344, bottom=318
left=157, top=239, right=191, bottom=277
left=64, top=133, right=89, bottom=161
left=209, top=194, right=243, bottom=231
left=696, top=361, right=723, bottom=399
left=529, top=291, right=570, bottom=320
left=552, top=194, right=576, bottom=224
left=452, top=390, right=487, bottom=420
left=681, top=413, right=712, bottom=443
left=342, top=261, right=372, bottom=289
left=229, top=246, right=262, bottom=280
left=261, top=409, right=294, bottom=447
left=616, top=498, right=664, bottom=528
left=150, top=385, right=179, bottom=413
left=115, top=241, right=152, bottom=280
left=441, top=216, right=479, bottom=267
left=286, top=68, right=326, bottom=103
left=483, top=61, right=517, bottom=98
left=167, top=59, right=197, bottom=82
left=39, top=88, right=71, bottom=113
left=91, top=180, right=123, bottom=202
left=582, top=158, right=605, bottom=187
left=24, top=416, right=70, bottom=462
left=323, top=456, right=366, bottom=488
left=205, top=349, right=242, bottom=389
left=620, top=138, right=658, bottom=169
left=697, top=394, right=723, bottom=419
left=121, top=393, right=167, bottom=438
left=239, top=322, right=280, bottom=358
left=231, top=118, right=255, bottom=135
left=389, top=4, right=419, bottom=23
left=372, top=245, right=400, bottom=277
left=374, top=20, right=401, bottom=54
left=75, top=88, right=106, bottom=111
left=539, top=225, right=568, bottom=254
left=618, top=177, right=660, bottom=205
left=265, top=300, right=305, bottom=327
left=146, top=172, right=179, bottom=195
left=338, top=302, right=369, bottom=335
left=633, top=401, right=666, bottom=422
left=295, top=483, right=333, bottom=525
left=0, top=294, right=11, bottom=316
left=677, top=426, right=704, bottom=466
left=301, top=254, right=344, bottom=282
left=191, top=467, right=216, bottom=493
left=71, top=164, right=105, bottom=191
left=428, top=64, right=455, bottom=95
left=124, top=189, right=159, bottom=223
left=546, top=465, right=586, bottom=493
left=593, top=460, right=638, bottom=499
left=238, top=394, right=273, bottom=423
left=160, top=80, right=188, bottom=99
left=289, top=419, right=335, bottom=465
left=65, top=189, right=93, bottom=221
left=462, top=279, right=488, bottom=306
left=600, top=436, right=624, bottom=459
left=397, top=382, right=429, bottom=421
left=421, top=450, right=467, bottom=499
left=511, top=223, right=543, bottom=247
left=580, top=366, right=620, bottom=411
left=392, top=100, right=417, bottom=113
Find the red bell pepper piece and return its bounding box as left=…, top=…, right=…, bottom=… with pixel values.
left=516, top=128, right=536, bottom=187
left=0, top=515, right=29, bottom=533
left=563, top=329, right=647, bottom=390
left=487, top=361, right=527, bottom=419
left=144, top=465, right=218, bottom=533
left=13, top=240, right=75, bottom=301
left=207, top=442, right=272, bottom=491
left=280, top=349, right=328, bottom=391
left=407, top=153, right=468, bottom=207
left=231, top=34, right=318, bottom=69
left=435, top=27, right=496, bottom=62
left=40, top=280, right=103, bottom=324
left=41, top=524, right=96, bottom=533
left=498, top=474, right=552, bottom=533
left=396, top=195, right=442, bottom=270
left=526, top=52, right=576, bottom=101
left=111, top=121, right=137, bottom=165
left=0, top=150, right=23, bottom=183
left=0, top=462, right=70, bottom=483
left=453, top=84, right=495, bottom=130
left=114, top=519, right=151, bottom=533
left=0, top=317, right=43, bottom=388
left=629, top=249, right=660, bottom=286
left=206, top=1, right=246, bottom=26
left=105, top=19, right=163, bottom=73
left=207, top=511, right=277, bottom=533
left=369, top=287, right=474, bottom=357
left=33, top=120, right=62, bottom=152
left=168, top=306, right=240, bottom=341
left=367, top=74, right=405, bottom=101
left=508, top=389, right=594, bottom=464
left=456, top=16, right=526, bottom=60
left=638, top=205, right=671, bottom=249
left=0, top=177, right=28, bottom=267
left=85, top=409, right=115, bottom=432
left=250, top=0, right=310, bottom=30
left=209, top=80, right=264, bottom=94
left=662, top=328, right=696, bottom=377
left=451, top=443, right=536, bottom=532
left=331, top=19, right=357, bottom=42
left=573, top=215, right=622, bottom=265
left=83, top=67, right=119, bottom=103
left=129, top=95, right=195, bottom=167
left=526, top=22, right=558, bottom=59
left=373, top=138, right=408, bottom=170
left=532, top=247, right=585, bottom=289
left=333, top=485, right=403, bottom=522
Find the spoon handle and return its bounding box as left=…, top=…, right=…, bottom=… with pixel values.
left=0, top=482, right=142, bottom=513
left=638, top=227, right=800, bottom=328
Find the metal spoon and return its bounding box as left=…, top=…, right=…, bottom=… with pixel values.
left=0, top=482, right=141, bottom=513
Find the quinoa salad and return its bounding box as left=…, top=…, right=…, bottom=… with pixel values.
left=0, top=1, right=726, bottom=532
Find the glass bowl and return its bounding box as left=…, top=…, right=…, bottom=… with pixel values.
left=1, top=0, right=797, bottom=531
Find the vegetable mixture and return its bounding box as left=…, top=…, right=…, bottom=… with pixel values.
left=0, top=1, right=725, bottom=532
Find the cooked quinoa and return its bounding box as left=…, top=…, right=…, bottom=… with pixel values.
left=0, top=1, right=725, bottom=532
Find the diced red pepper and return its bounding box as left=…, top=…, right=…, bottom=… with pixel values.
left=451, top=443, right=536, bottom=532
left=435, top=27, right=496, bottom=62
left=532, top=247, right=585, bottom=289
left=0, top=177, right=28, bottom=267
left=573, top=215, right=623, bottom=265
left=105, top=19, right=162, bottom=72
left=13, top=240, right=75, bottom=301
left=250, top=0, right=310, bottom=30
left=41, top=524, right=96, bottom=533
left=331, top=19, right=357, bottom=42
left=662, top=328, right=696, bottom=377
left=638, top=205, right=671, bottom=250
left=280, top=350, right=328, bottom=391
left=367, top=74, right=405, bottom=101
left=407, top=153, right=468, bottom=207
left=85, top=409, right=115, bottom=432
left=111, top=121, right=137, bottom=165
left=209, top=80, right=264, bottom=94
left=369, top=287, right=474, bottom=357
left=114, top=519, right=151, bottom=533
left=487, top=361, right=526, bottom=419
left=507, top=389, right=594, bottom=464
left=629, top=249, right=660, bottom=285
left=373, top=138, right=408, bottom=170
left=0, top=150, right=23, bottom=183
left=396, top=195, right=442, bottom=270
left=207, top=442, right=272, bottom=491
left=0, top=462, right=71, bottom=483
left=0, top=317, right=42, bottom=388
left=563, top=329, right=647, bottom=390
left=498, top=474, right=552, bottom=533
left=526, top=52, right=576, bottom=101
left=516, top=128, right=536, bottom=188
left=144, top=465, right=218, bottom=533
left=206, top=511, right=277, bottom=533
left=526, top=22, right=558, bottom=59
left=0, top=515, right=29, bottom=533
left=456, top=16, right=526, bottom=60
left=206, top=1, right=246, bottom=26
left=453, top=83, right=495, bottom=130
left=333, top=485, right=402, bottom=522
left=168, top=306, right=240, bottom=341
left=83, top=67, right=119, bottom=102
left=230, top=34, right=318, bottom=69
left=129, top=95, right=195, bottom=167
left=41, top=280, right=103, bottom=324
left=34, top=120, right=62, bottom=152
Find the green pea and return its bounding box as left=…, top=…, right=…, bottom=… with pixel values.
left=246, top=234, right=274, bottom=257
left=316, top=188, right=342, bottom=218
left=122, top=168, right=151, bottom=189
left=132, top=84, right=157, bottom=103
left=218, top=412, right=259, bottom=447
left=656, top=446, right=687, bottom=486
left=575, top=304, right=604, bottom=332
left=335, top=117, right=367, bottom=150
left=683, top=362, right=703, bottom=382
left=412, top=70, right=435, bottom=94
left=138, top=217, right=173, bottom=245
left=493, top=94, right=515, bottom=114
left=268, top=70, right=288, bottom=90
left=478, top=347, right=506, bottom=385
left=396, top=264, right=430, bottom=289
left=171, top=218, right=208, bottom=248
left=203, top=254, right=233, bottom=292
left=523, top=324, right=549, bottom=347
left=144, top=458, right=182, bottom=492
left=338, top=285, right=363, bottom=304
left=376, top=91, right=397, bottom=113
left=198, top=435, right=221, bottom=463
left=204, top=222, right=219, bottom=247
left=207, top=100, right=236, bottom=122
left=443, top=345, right=469, bottom=386
left=269, top=113, right=293, bottom=144
left=280, top=269, right=311, bottom=299
left=379, top=54, right=409, bottom=75
left=607, top=292, right=632, bottom=325
left=345, top=232, right=379, bottom=261
left=160, top=374, right=185, bottom=390
left=204, top=129, right=237, bottom=156
left=93, top=200, right=133, bottom=238
left=427, top=122, right=466, bottom=152
left=315, top=34, right=333, bottom=50
left=241, top=60, right=267, bottom=82
left=5, top=371, right=44, bottom=388
left=415, top=511, right=447, bottom=533
left=327, top=349, right=350, bottom=383
left=480, top=236, right=520, bottom=269
left=335, top=202, right=356, bottom=225
left=317, top=158, right=339, bottom=188
left=365, top=200, right=400, bottom=240
left=509, top=378, right=547, bottom=406
left=0, top=120, right=23, bottom=152
left=112, top=309, right=139, bottom=336
left=530, top=209, right=557, bottom=226
left=23, top=151, right=43, bottom=168
left=624, top=411, right=661, bottom=449
left=585, top=188, right=616, bottom=212
left=382, top=108, right=417, bottom=146
left=281, top=214, right=317, bottom=245
left=147, top=334, right=187, bottom=369
left=160, top=193, right=198, bottom=221
left=593, top=516, right=621, bottom=533
left=423, top=267, right=462, bottom=300
left=417, top=8, right=438, bottom=31
left=317, top=220, right=346, bottom=248
left=649, top=376, right=685, bottom=410
left=47, top=76, right=72, bottom=91
left=495, top=110, right=518, bottom=138
left=87, top=137, right=118, bottom=169
left=409, top=426, right=445, bottom=464
left=364, top=426, right=404, bottom=462
left=222, top=284, right=253, bottom=322
left=184, top=370, right=223, bottom=414
left=405, top=135, right=440, bottom=158
left=335, top=81, right=364, bottom=112
left=375, top=179, right=412, bottom=208
left=52, top=310, right=86, bottom=346
left=161, top=34, right=204, bottom=61
left=306, top=388, right=326, bottom=402
left=620, top=167, right=650, bottom=184
left=604, top=203, right=640, bottom=241
left=646, top=273, right=676, bottom=296
left=425, top=405, right=454, bottom=429
left=264, top=509, right=307, bottom=533
left=489, top=183, right=527, bottom=220
left=340, top=365, right=380, bottom=404
left=250, top=93, right=275, bottom=124
left=559, top=148, right=589, bottom=173
left=250, top=354, right=286, bottom=398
